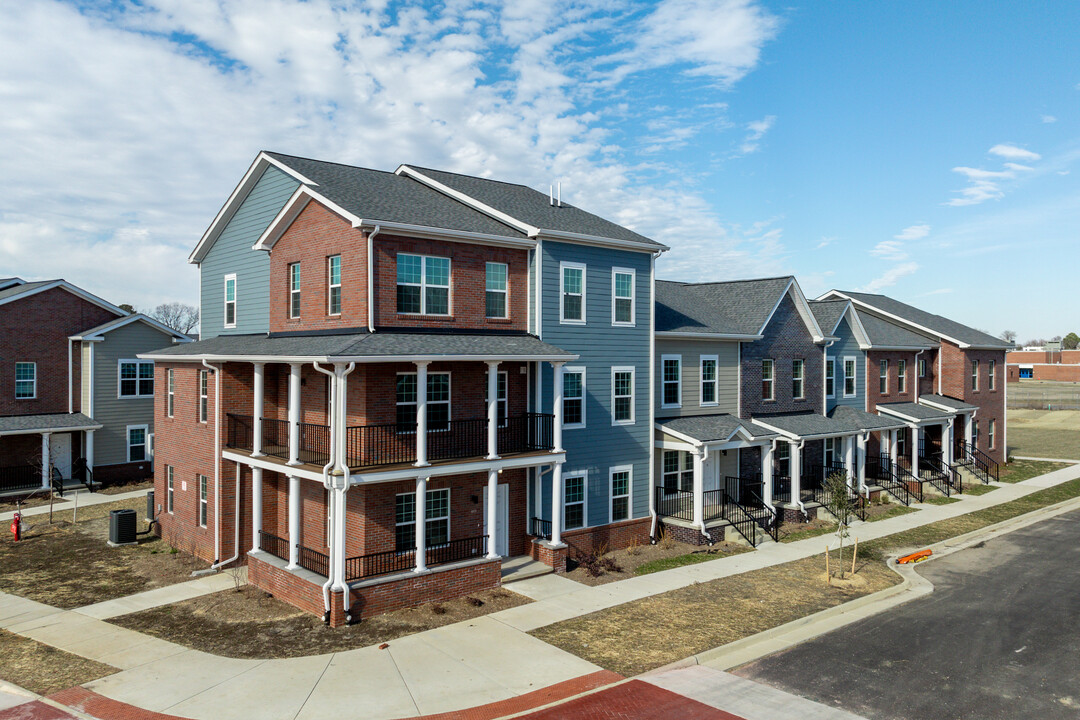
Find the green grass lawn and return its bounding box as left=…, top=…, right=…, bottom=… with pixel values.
left=961, top=483, right=1000, bottom=496
left=635, top=552, right=721, bottom=575
left=1006, top=409, right=1080, bottom=460
left=921, top=496, right=960, bottom=505
left=864, top=505, right=919, bottom=522
left=997, top=459, right=1072, bottom=484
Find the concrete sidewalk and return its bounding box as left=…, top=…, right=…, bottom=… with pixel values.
left=2, top=462, right=1077, bottom=720
left=1, top=487, right=150, bottom=523
left=75, top=568, right=247, bottom=620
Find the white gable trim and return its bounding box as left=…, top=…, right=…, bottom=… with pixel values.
left=0, top=280, right=126, bottom=317
left=759, top=278, right=826, bottom=343
left=820, top=290, right=974, bottom=348
left=654, top=424, right=702, bottom=448
left=70, top=314, right=192, bottom=342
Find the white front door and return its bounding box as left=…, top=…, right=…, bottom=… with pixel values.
left=482, top=483, right=510, bottom=557
left=50, top=433, right=72, bottom=479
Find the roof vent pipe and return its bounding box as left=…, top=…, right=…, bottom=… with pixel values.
left=557, top=181, right=562, bottom=208
left=549, top=185, right=554, bottom=206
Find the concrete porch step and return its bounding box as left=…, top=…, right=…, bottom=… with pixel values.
left=500, top=556, right=553, bottom=584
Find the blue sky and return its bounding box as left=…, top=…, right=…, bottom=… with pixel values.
left=0, top=1, right=1076, bottom=341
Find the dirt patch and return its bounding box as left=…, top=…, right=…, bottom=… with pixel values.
left=0, top=629, right=117, bottom=695
left=997, top=459, right=1072, bottom=484
left=109, top=584, right=531, bottom=659
left=96, top=479, right=154, bottom=496
left=0, top=497, right=203, bottom=608
left=0, top=492, right=59, bottom=511
left=564, top=538, right=751, bottom=586
left=1006, top=409, right=1080, bottom=459
left=531, top=551, right=899, bottom=676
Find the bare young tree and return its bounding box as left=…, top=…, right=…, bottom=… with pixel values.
left=149, top=302, right=199, bottom=334
left=999, top=329, right=1017, bottom=344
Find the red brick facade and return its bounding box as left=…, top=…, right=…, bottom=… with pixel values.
left=940, top=344, right=1006, bottom=464
left=865, top=350, right=921, bottom=411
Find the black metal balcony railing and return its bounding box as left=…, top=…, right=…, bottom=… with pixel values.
left=262, top=417, right=289, bottom=458
left=299, top=546, right=330, bottom=578
left=656, top=487, right=694, bottom=521
left=226, top=413, right=253, bottom=451
left=0, top=465, right=40, bottom=494
left=259, top=531, right=290, bottom=561
left=773, top=475, right=792, bottom=503
left=344, top=535, right=488, bottom=582
left=529, top=516, right=552, bottom=540
left=702, top=488, right=725, bottom=523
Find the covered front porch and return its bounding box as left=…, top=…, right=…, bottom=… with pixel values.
left=0, top=413, right=100, bottom=496
left=877, top=402, right=962, bottom=496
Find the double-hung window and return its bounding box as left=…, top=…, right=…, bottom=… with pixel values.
left=662, top=450, right=693, bottom=493
left=971, top=360, right=980, bottom=391
left=289, top=262, right=301, bottom=318
left=119, top=360, right=154, bottom=398
left=396, top=372, right=451, bottom=432
left=327, top=255, right=342, bottom=315
left=563, top=368, right=585, bottom=428
left=918, top=358, right=927, bottom=378
left=762, top=359, right=774, bottom=401
left=198, top=370, right=209, bottom=423
left=661, top=355, right=681, bottom=408
left=564, top=473, right=586, bottom=530
left=166, top=369, right=175, bottom=417
left=127, top=425, right=148, bottom=462
left=485, top=262, right=508, bottom=318
left=988, top=419, right=996, bottom=449
left=824, top=437, right=838, bottom=466
left=792, top=359, right=805, bottom=400
left=776, top=443, right=790, bottom=476
left=198, top=475, right=208, bottom=527
left=897, top=360, right=907, bottom=394
left=485, top=371, right=508, bottom=427
left=844, top=357, right=856, bottom=397
left=14, top=362, right=35, bottom=399
left=560, top=263, right=585, bottom=323
left=612, top=367, right=634, bottom=425
left=972, top=419, right=980, bottom=445
left=879, top=360, right=889, bottom=394
left=397, top=254, right=449, bottom=315
left=610, top=467, right=631, bottom=523
left=700, top=355, right=718, bottom=406
left=989, top=360, right=996, bottom=390
left=825, top=358, right=835, bottom=399
left=612, top=268, right=634, bottom=326
left=395, top=488, right=450, bottom=552
left=223, top=274, right=236, bottom=328
left=166, top=465, right=174, bottom=513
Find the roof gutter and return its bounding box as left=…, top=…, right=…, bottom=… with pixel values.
left=656, top=331, right=764, bottom=341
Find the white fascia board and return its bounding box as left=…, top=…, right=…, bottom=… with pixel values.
left=0, top=423, right=104, bottom=437
left=827, top=291, right=969, bottom=348
left=253, top=186, right=361, bottom=252
left=396, top=165, right=539, bottom=235
left=876, top=405, right=954, bottom=424
left=223, top=451, right=324, bottom=483
left=918, top=397, right=974, bottom=414
left=758, top=278, right=826, bottom=342
left=845, top=304, right=873, bottom=348
left=747, top=418, right=798, bottom=440
left=653, top=424, right=703, bottom=447
left=0, top=280, right=126, bottom=318
left=656, top=331, right=764, bottom=341
left=70, top=314, right=192, bottom=342
left=355, top=220, right=536, bottom=249
left=349, top=451, right=565, bottom=485
left=534, top=229, right=669, bottom=253
left=137, top=352, right=580, bottom=364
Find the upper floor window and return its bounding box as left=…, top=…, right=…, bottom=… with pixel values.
left=198, top=370, right=209, bottom=423
left=119, top=360, right=154, bottom=398
left=14, top=362, right=35, bottom=399
left=762, top=359, right=774, bottom=401
left=166, top=369, right=175, bottom=417
left=127, top=425, right=148, bottom=462
left=289, top=263, right=301, bottom=319
left=485, top=262, right=508, bottom=319
left=223, top=274, right=236, bottom=328
left=560, top=263, right=585, bottom=323
left=612, top=367, right=635, bottom=425
left=879, top=359, right=889, bottom=394
left=397, top=254, right=449, bottom=315
left=989, top=360, right=996, bottom=390
left=844, top=357, right=856, bottom=397
left=610, top=467, right=632, bottom=523
left=792, top=359, right=805, bottom=400
left=918, top=358, right=927, bottom=378
left=612, top=268, right=635, bottom=326
left=701, top=355, right=718, bottom=406
left=971, top=360, right=980, bottom=391
left=563, top=367, right=585, bottom=427
left=327, top=255, right=342, bottom=315
left=662, top=355, right=681, bottom=408
left=897, top=359, right=907, bottom=394
left=825, top=358, right=835, bottom=399
left=396, top=372, right=451, bottom=431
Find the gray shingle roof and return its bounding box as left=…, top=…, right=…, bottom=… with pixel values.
left=809, top=300, right=848, bottom=336
left=265, top=153, right=527, bottom=240
left=141, top=331, right=576, bottom=361
left=76, top=313, right=189, bottom=340
left=839, top=291, right=1010, bottom=348
left=856, top=312, right=937, bottom=349
left=0, top=413, right=101, bottom=434
left=0, top=279, right=55, bottom=303
left=656, top=414, right=777, bottom=443
left=827, top=405, right=906, bottom=432
left=401, top=166, right=662, bottom=247
left=655, top=277, right=793, bottom=335
left=750, top=412, right=861, bottom=438
left=919, top=394, right=978, bottom=412
left=877, top=402, right=954, bottom=422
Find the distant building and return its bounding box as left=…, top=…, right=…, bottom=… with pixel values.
left=1007, top=349, right=1080, bottom=382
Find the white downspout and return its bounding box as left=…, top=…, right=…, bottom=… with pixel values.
left=822, top=339, right=835, bottom=412
left=793, top=439, right=808, bottom=519
left=367, top=226, right=380, bottom=332
left=913, top=349, right=924, bottom=402
left=649, top=250, right=659, bottom=540
left=313, top=362, right=338, bottom=618
left=202, top=360, right=222, bottom=563
left=697, top=444, right=711, bottom=543
left=209, top=461, right=242, bottom=571
left=67, top=340, right=73, bottom=414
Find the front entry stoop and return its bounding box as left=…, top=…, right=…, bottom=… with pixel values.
left=501, top=555, right=554, bottom=583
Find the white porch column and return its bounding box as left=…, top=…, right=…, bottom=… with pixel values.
left=85, top=430, right=95, bottom=475
left=844, top=435, right=855, bottom=475
left=942, top=422, right=953, bottom=465
left=486, top=468, right=499, bottom=558
left=415, top=362, right=429, bottom=467
left=889, top=429, right=898, bottom=465
left=551, top=461, right=564, bottom=546
left=910, top=425, right=919, bottom=477
left=762, top=443, right=774, bottom=506
left=486, top=361, right=500, bottom=460
left=287, top=363, right=302, bottom=466
left=964, top=413, right=974, bottom=446
left=551, top=362, right=565, bottom=454
left=251, top=467, right=263, bottom=552
left=414, top=476, right=428, bottom=572
left=287, top=475, right=300, bottom=568
left=252, top=362, right=265, bottom=456
left=856, top=434, right=867, bottom=490
left=789, top=440, right=801, bottom=505
left=40, top=432, right=51, bottom=489
left=692, top=447, right=705, bottom=529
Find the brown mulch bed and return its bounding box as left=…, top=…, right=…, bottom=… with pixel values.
left=109, top=584, right=531, bottom=659
left=0, top=629, right=117, bottom=695
left=531, top=551, right=899, bottom=676
left=564, top=537, right=751, bottom=586
left=0, top=497, right=203, bottom=609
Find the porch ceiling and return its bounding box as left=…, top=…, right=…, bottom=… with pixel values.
left=0, top=412, right=101, bottom=436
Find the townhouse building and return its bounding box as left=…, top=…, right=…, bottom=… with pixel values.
left=142, top=152, right=663, bottom=625
left=0, top=278, right=188, bottom=495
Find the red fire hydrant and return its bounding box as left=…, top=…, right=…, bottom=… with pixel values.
left=10, top=512, right=21, bottom=541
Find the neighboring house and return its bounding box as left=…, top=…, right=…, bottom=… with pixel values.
left=142, top=152, right=664, bottom=626
left=1006, top=348, right=1080, bottom=382
left=0, top=278, right=189, bottom=495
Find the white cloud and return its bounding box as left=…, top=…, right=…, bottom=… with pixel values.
left=919, top=288, right=954, bottom=297
left=988, top=144, right=1041, bottom=161
left=894, top=224, right=930, bottom=241
left=739, top=114, right=775, bottom=154
left=945, top=157, right=1036, bottom=207
left=1042, top=115, right=1057, bottom=123
left=856, top=262, right=919, bottom=293
left=870, top=240, right=907, bottom=261
left=816, top=237, right=834, bottom=250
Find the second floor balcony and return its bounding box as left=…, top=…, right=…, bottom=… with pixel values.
left=226, top=412, right=555, bottom=471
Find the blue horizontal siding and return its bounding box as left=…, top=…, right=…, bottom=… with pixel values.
left=827, top=317, right=865, bottom=411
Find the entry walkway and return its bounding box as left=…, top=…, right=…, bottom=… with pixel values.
left=0, top=487, right=150, bottom=523
left=1, top=463, right=1077, bottom=720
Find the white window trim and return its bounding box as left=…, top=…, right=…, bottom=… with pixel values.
left=918, top=358, right=927, bottom=378
left=394, top=489, right=451, bottom=552
left=611, top=366, right=636, bottom=426
left=485, top=370, right=509, bottom=427
left=563, top=365, right=586, bottom=429
left=971, top=360, right=980, bottom=392
left=661, top=354, right=682, bottom=409
left=485, top=261, right=509, bottom=319
left=897, top=359, right=907, bottom=394
left=989, top=360, right=996, bottom=391
left=223, top=273, right=237, bottom=329
left=762, top=358, right=775, bottom=401
left=289, top=262, right=301, bottom=319
left=14, top=361, right=36, bottom=400
left=843, top=356, right=857, bottom=398
left=166, top=368, right=175, bottom=417
left=700, top=354, right=719, bottom=407
left=396, top=371, right=452, bottom=433
left=825, top=357, right=835, bottom=400
left=792, top=359, right=805, bottom=400
left=198, top=474, right=208, bottom=527
left=166, top=465, right=174, bottom=514
left=880, top=359, right=889, bottom=395
left=198, top=370, right=209, bottom=424
left=328, top=255, right=342, bottom=316
left=126, top=424, right=149, bottom=462
left=988, top=418, right=996, bottom=449
left=563, top=470, right=588, bottom=531
left=611, top=266, right=636, bottom=327
left=609, top=465, right=633, bottom=524
left=396, top=253, right=452, bottom=316
left=559, top=261, right=587, bottom=325
left=118, top=359, right=155, bottom=399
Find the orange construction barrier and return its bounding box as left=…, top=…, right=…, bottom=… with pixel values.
left=897, top=549, right=932, bottom=564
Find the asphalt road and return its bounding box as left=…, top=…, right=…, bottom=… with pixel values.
left=735, top=508, right=1080, bottom=720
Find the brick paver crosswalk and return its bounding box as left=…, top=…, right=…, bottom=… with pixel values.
left=516, top=680, right=747, bottom=720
